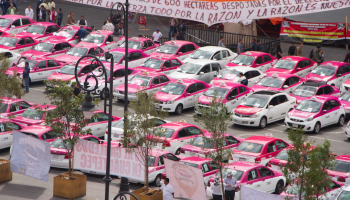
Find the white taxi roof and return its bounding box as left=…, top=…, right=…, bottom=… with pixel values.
left=196, top=46, right=232, bottom=52
left=225, top=66, right=263, bottom=73
left=186, top=59, right=221, bottom=66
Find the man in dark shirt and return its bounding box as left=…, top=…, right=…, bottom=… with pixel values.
left=288, top=43, right=296, bottom=56
left=73, top=83, right=81, bottom=97
left=57, top=8, right=63, bottom=27
left=77, top=26, right=87, bottom=42
left=251, top=39, right=257, bottom=51
left=23, top=62, right=30, bottom=93
left=276, top=42, right=283, bottom=59
left=176, top=30, right=184, bottom=40
left=256, top=40, right=262, bottom=51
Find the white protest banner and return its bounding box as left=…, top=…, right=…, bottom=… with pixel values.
left=64, top=0, right=350, bottom=26
left=73, top=139, right=144, bottom=181
left=164, top=158, right=206, bottom=199
left=241, top=185, right=294, bottom=200
left=10, top=131, right=51, bottom=182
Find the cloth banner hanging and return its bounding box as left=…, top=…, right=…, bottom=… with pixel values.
left=241, top=185, right=296, bottom=200
left=63, top=0, right=350, bottom=26
left=10, top=131, right=51, bottom=182
left=138, top=16, right=146, bottom=26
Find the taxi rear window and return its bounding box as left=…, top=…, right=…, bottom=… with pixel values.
left=236, top=142, right=263, bottom=153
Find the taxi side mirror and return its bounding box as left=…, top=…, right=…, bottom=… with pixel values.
left=337, top=74, right=341, bottom=77
left=268, top=105, right=274, bottom=109
left=294, top=105, right=297, bottom=108
left=185, top=93, right=191, bottom=97
left=322, top=110, right=327, bottom=113
left=75, top=36, right=79, bottom=39
left=12, top=63, right=16, bottom=66
left=178, top=52, right=183, bottom=55
left=11, top=25, right=15, bottom=29
left=199, top=72, right=204, bottom=75
left=283, top=85, right=289, bottom=89
left=213, top=74, right=217, bottom=77
left=150, top=83, right=155, bottom=87
left=106, top=41, right=111, bottom=45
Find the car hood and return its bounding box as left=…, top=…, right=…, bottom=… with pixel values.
left=55, top=54, right=80, bottom=63
left=234, top=105, right=263, bottom=115
left=150, top=52, right=174, bottom=59
left=0, top=45, right=14, bottom=50
left=115, top=84, right=146, bottom=93
left=290, top=95, right=308, bottom=104
left=181, top=145, right=214, bottom=154
left=168, top=71, right=196, bottom=79
left=305, top=74, right=332, bottom=82
left=21, top=50, right=48, bottom=57
left=325, top=169, right=349, bottom=178
left=340, top=100, right=350, bottom=110
left=197, top=95, right=222, bottom=105
left=266, top=68, right=291, bottom=74
left=226, top=62, right=250, bottom=67
left=12, top=116, right=43, bottom=126
left=17, top=32, right=44, bottom=39
left=48, top=36, right=72, bottom=42
left=154, top=92, right=180, bottom=102
left=289, top=109, right=317, bottom=119
left=133, top=66, right=159, bottom=73
left=50, top=147, right=68, bottom=155
left=6, top=67, right=24, bottom=75
left=48, top=72, right=75, bottom=82
left=252, top=85, right=282, bottom=92
left=269, top=158, right=288, bottom=167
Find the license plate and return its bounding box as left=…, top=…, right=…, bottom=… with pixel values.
left=51, top=154, right=59, bottom=159
left=292, top=124, right=298, bottom=128
left=239, top=158, right=246, bottom=161
left=234, top=119, right=242, bottom=124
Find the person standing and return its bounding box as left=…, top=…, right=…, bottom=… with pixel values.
left=276, top=42, right=283, bottom=59
left=171, top=33, right=177, bottom=41
left=296, top=42, right=303, bottom=56
left=218, top=36, right=225, bottom=47
left=36, top=0, right=41, bottom=21
left=211, top=177, right=223, bottom=200
left=49, top=7, right=57, bottom=23
left=311, top=45, right=322, bottom=64
left=7, top=0, right=17, bottom=11
left=23, top=61, right=30, bottom=93
left=251, top=39, right=257, bottom=51
left=168, top=17, right=178, bottom=39
left=224, top=171, right=237, bottom=200
left=39, top=5, right=46, bottom=22
left=156, top=178, right=174, bottom=200
left=77, top=26, right=87, bottom=42
left=77, top=16, right=87, bottom=26
left=103, top=17, right=115, bottom=32
left=256, top=40, right=262, bottom=51
left=238, top=72, right=248, bottom=86
left=56, top=8, right=63, bottom=27
left=152, top=29, right=162, bottom=44
left=176, top=30, right=184, bottom=40
left=47, top=0, right=55, bottom=21
left=178, top=20, right=186, bottom=34
left=66, top=12, right=76, bottom=25
left=73, top=83, right=81, bottom=97
left=0, top=0, right=5, bottom=15
left=7, top=3, right=17, bottom=14
left=115, top=11, right=121, bottom=24
left=319, top=49, right=325, bottom=64
left=237, top=38, right=243, bottom=55
left=288, top=43, right=296, bottom=56
left=25, top=5, right=34, bottom=19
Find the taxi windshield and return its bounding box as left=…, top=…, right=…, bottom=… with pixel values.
left=141, top=58, right=163, bottom=69
left=17, top=60, right=38, bottom=69
left=59, top=65, right=81, bottom=75
left=33, top=42, right=54, bottom=52
left=190, top=136, right=224, bottom=149
left=101, top=52, right=124, bottom=63
left=0, top=37, right=17, bottom=47
left=21, top=108, right=43, bottom=120
left=275, top=149, right=288, bottom=160
left=129, top=75, right=151, bottom=86
left=296, top=100, right=322, bottom=113
left=54, top=29, right=76, bottom=38
left=311, top=65, right=336, bottom=76
left=156, top=44, right=179, bottom=54
left=83, top=34, right=106, bottom=44
left=178, top=63, right=201, bottom=74
left=51, top=138, right=71, bottom=149
left=112, top=118, right=136, bottom=130
left=26, top=25, right=46, bottom=34
left=292, top=85, right=317, bottom=97
left=236, top=141, right=263, bottom=153
left=241, top=95, right=268, bottom=108
left=0, top=18, right=12, bottom=27
left=120, top=40, right=142, bottom=50
left=147, top=156, right=156, bottom=167
left=179, top=161, right=198, bottom=168
left=273, top=60, right=297, bottom=70
left=66, top=47, right=88, bottom=57
left=257, top=77, right=283, bottom=88
left=339, top=91, right=350, bottom=101
left=337, top=190, right=350, bottom=200
left=204, top=87, right=228, bottom=98
left=190, top=49, right=214, bottom=59
left=216, top=168, right=243, bottom=181
left=285, top=185, right=305, bottom=196
left=218, top=69, right=239, bottom=80
left=328, top=160, right=350, bottom=172
left=0, top=103, right=8, bottom=113
left=160, top=83, right=186, bottom=95
left=153, top=127, right=175, bottom=138
left=231, top=55, right=255, bottom=66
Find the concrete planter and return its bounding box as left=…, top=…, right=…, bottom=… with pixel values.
left=0, top=159, right=12, bottom=183
left=53, top=172, right=86, bottom=199
left=131, top=187, right=163, bottom=200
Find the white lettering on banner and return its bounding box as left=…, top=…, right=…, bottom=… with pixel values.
left=64, top=0, right=350, bottom=26
left=74, top=139, right=144, bottom=181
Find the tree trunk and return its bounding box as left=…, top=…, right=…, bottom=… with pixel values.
left=219, top=165, right=226, bottom=200
left=68, top=150, right=72, bottom=177
left=144, top=147, right=149, bottom=193
left=299, top=158, right=305, bottom=200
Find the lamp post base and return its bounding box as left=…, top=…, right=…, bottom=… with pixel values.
left=119, top=177, right=130, bottom=193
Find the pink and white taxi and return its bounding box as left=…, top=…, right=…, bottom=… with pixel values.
left=55, top=43, right=104, bottom=64
left=290, top=81, right=340, bottom=104
left=50, top=26, right=87, bottom=45
left=305, top=61, right=350, bottom=88
left=134, top=56, right=182, bottom=75
left=210, top=66, right=266, bottom=88
left=326, top=155, right=350, bottom=185
left=153, top=79, right=210, bottom=115
left=0, top=34, right=38, bottom=53
left=183, top=46, right=237, bottom=66
left=78, top=30, right=118, bottom=51
left=207, top=162, right=287, bottom=198
left=150, top=40, right=199, bottom=61
left=21, top=40, right=73, bottom=59
left=0, top=15, right=35, bottom=34
left=6, top=56, right=63, bottom=84
left=285, top=96, right=345, bottom=133
left=0, top=119, right=25, bottom=149
left=0, top=97, right=33, bottom=118
left=232, top=91, right=296, bottom=128
left=252, top=73, right=305, bottom=93
left=266, top=56, right=317, bottom=77
left=340, top=79, right=350, bottom=94
left=19, top=125, right=58, bottom=143
left=17, top=22, right=60, bottom=41
left=196, top=82, right=252, bottom=114
left=230, top=135, right=291, bottom=166
left=119, top=37, right=160, bottom=54
left=11, top=104, right=56, bottom=127
left=100, top=48, right=150, bottom=68
left=149, top=121, right=207, bottom=155
left=339, top=90, right=350, bottom=118
left=227, top=51, right=278, bottom=72
left=180, top=133, right=243, bottom=157
left=113, top=72, right=173, bottom=101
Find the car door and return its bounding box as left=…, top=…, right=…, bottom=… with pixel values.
left=129, top=52, right=145, bottom=68
left=32, top=61, right=47, bottom=81
left=46, top=59, right=61, bottom=77
left=183, top=83, right=197, bottom=108
left=254, top=56, right=265, bottom=71
left=149, top=76, right=161, bottom=94
left=194, top=83, right=208, bottom=106
left=201, top=162, right=216, bottom=185
left=225, top=136, right=240, bottom=149
left=2, top=122, right=22, bottom=148
left=340, top=65, right=350, bottom=86
left=112, top=69, right=127, bottom=87
left=247, top=70, right=264, bottom=87
left=300, top=59, right=314, bottom=77
left=51, top=43, right=64, bottom=57
left=95, top=112, right=110, bottom=136
left=328, top=100, right=342, bottom=124
left=335, top=66, right=347, bottom=87
left=14, top=38, right=26, bottom=53
left=4, top=51, right=17, bottom=66
left=177, top=45, right=189, bottom=61
left=225, top=87, right=239, bottom=111
left=264, top=142, right=278, bottom=161
left=267, top=96, right=281, bottom=122
left=23, top=37, right=36, bottom=52
left=321, top=85, right=335, bottom=96
left=210, top=63, right=221, bottom=82
left=169, top=59, right=182, bottom=73
left=20, top=18, right=32, bottom=32
left=325, top=181, right=343, bottom=200
left=257, top=167, right=277, bottom=193
left=7, top=19, right=22, bottom=34
left=102, top=35, right=117, bottom=51
left=283, top=77, right=301, bottom=93
left=262, top=55, right=273, bottom=72
left=9, top=102, right=22, bottom=115
left=320, top=101, right=333, bottom=126
left=246, top=168, right=263, bottom=191
left=144, top=40, right=157, bottom=54
left=161, top=60, right=172, bottom=74
left=197, top=64, right=211, bottom=83
left=18, top=101, right=31, bottom=112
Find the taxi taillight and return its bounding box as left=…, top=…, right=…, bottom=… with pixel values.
left=180, top=149, right=185, bottom=154
left=161, top=174, right=166, bottom=179
left=106, top=130, right=108, bottom=134
left=337, top=177, right=346, bottom=182
left=163, top=140, right=171, bottom=147
left=230, top=154, right=233, bottom=160
left=255, top=158, right=261, bottom=164
left=267, top=162, right=272, bottom=167
left=207, top=181, right=211, bottom=187
left=64, top=153, right=72, bottom=159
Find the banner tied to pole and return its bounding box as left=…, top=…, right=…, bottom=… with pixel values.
left=138, top=16, right=146, bottom=26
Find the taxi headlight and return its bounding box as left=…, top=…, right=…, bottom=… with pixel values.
left=165, top=100, right=174, bottom=104
left=306, top=116, right=313, bottom=121
left=250, top=113, right=260, bottom=118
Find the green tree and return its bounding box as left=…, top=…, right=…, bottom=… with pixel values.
left=194, top=95, right=232, bottom=200
left=0, top=56, right=24, bottom=100
left=40, top=80, right=91, bottom=177
left=124, top=91, right=168, bottom=192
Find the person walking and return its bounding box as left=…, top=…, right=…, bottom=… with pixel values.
left=49, top=7, right=57, bottom=23
left=178, top=20, right=186, bottom=34
left=23, top=61, right=30, bottom=93
left=251, top=39, right=257, bottom=51
left=152, top=29, right=162, bottom=44
left=224, top=171, right=237, bottom=200
left=47, top=0, right=55, bottom=21
left=77, top=15, right=87, bottom=26
left=25, top=5, right=34, bottom=19
left=288, top=43, right=296, bottom=56
left=39, top=5, right=46, bottom=22
left=296, top=42, right=303, bottom=56
left=168, top=17, right=178, bottom=39
left=256, top=40, right=262, bottom=51
left=218, top=36, right=225, bottom=47
left=66, top=12, right=76, bottom=25
left=7, top=3, right=17, bottom=14
left=156, top=177, right=174, bottom=200
left=56, top=8, right=63, bottom=27
left=276, top=42, right=283, bottom=59
left=36, top=0, right=41, bottom=21
left=211, top=177, right=223, bottom=200
left=311, top=45, right=322, bottom=64
left=237, top=38, right=243, bottom=55
left=77, top=26, right=87, bottom=42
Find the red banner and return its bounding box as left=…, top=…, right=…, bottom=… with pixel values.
left=138, top=16, right=146, bottom=27
left=280, top=21, right=346, bottom=44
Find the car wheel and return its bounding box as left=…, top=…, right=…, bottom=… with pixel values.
left=259, top=117, right=267, bottom=129
left=275, top=180, right=284, bottom=194
left=153, top=174, right=161, bottom=187
left=175, top=104, right=183, bottom=115
left=175, top=148, right=181, bottom=155
left=100, top=88, right=109, bottom=100
left=314, top=122, right=321, bottom=133
left=338, top=115, right=345, bottom=126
